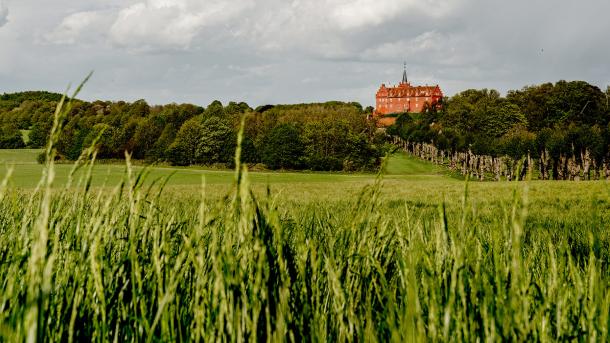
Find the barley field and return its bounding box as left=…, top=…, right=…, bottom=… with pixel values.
left=1, top=100, right=609, bottom=341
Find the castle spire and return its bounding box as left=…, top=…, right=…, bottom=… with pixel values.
left=402, top=61, right=408, bottom=84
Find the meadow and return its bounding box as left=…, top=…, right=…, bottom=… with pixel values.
left=1, top=140, right=610, bottom=342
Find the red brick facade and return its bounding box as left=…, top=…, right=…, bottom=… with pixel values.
left=373, top=68, right=443, bottom=126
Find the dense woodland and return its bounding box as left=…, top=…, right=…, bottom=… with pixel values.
left=0, top=93, right=383, bottom=171
left=387, top=81, right=610, bottom=180
left=2, top=80, right=610, bottom=177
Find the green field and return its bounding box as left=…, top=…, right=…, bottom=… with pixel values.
left=1, top=148, right=610, bottom=341
left=0, top=149, right=454, bottom=189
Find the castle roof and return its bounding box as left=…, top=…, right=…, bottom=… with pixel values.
left=377, top=83, right=442, bottom=98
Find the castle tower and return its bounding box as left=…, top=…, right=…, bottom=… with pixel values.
left=374, top=63, right=444, bottom=127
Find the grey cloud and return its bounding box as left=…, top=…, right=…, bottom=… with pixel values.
left=0, top=0, right=609, bottom=108
left=108, top=0, right=255, bottom=51
left=0, top=0, right=8, bottom=27
left=44, top=10, right=113, bottom=45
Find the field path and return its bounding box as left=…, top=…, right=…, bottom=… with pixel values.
left=384, top=152, right=446, bottom=176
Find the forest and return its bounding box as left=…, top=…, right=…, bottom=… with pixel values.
left=0, top=93, right=383, bottom=171
left=2, top=80, right=610, bottom=176
left=387, top=81, right=610, bottom=179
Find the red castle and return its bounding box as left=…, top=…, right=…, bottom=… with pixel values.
left=374, top=64, right=443, bottom=126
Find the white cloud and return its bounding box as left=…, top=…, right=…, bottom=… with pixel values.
left=0, top=0, right=9, bottom=27
left=330, top=0, right=419, bottom=30
left=361, top=31, right=486, bottom=66
left=44, top=11, right=108, bottom=44
left=329, top=0, right=465, bottom=30
left=108, top=0, right=254, bottom=50
left=240, top=2, right=351, bottom=58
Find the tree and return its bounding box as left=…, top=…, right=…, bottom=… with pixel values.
left=0, top=124, right=25, bottom=148
left=202, top=100, right=224, bottom=121
left=507, top=83, right=555, bottom=131
left=508, top=81, right=609, bottom=130
left=302, top=120, right=351, bottom=170
left=240, top=135, right=258, bottom=164
left=196, top=116, right=236, bottom=164
left=497, top=124, right=536, bottom=160
left=345, top=133, right=382, bottom=171
left=478, top=102, right=527, bottom=138
left=224, top=101, right=251, bottom=117
left=167, top=118, right=204, bottom=166
left=131, top=117, right=164, bottom=159
left=0, top=94, right=384, bottom=171
left=28, top=120, right=52, bottom=148
left=82, top=123, right=117, bottom=158
left=259, top=124, right=304, bottom=169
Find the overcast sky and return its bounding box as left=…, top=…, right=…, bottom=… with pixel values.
left=0, top=0, right=609, bottom=107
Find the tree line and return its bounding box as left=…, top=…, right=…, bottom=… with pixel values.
left=387, top=80, right=610, bottom=180
left=0, top=93, right=384, bottom=171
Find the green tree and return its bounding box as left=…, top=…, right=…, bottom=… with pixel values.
left=196, top=116, right=236, bottom=164
left=345, top=133, right=382, bottom=171
left=508, top=81, right=609, bottom=130
left=132, top=117, right=164, bottom=159
left=0, top=124, right=25, bottom=148
left=497, top=124, right=536, bottom=160
left=202, top=100, right=224, bottom=121
left=167, top=118, right=204, bottom=166
left=259, top=124, right=304, bottom=169
left=82, top=123, right=117, bottom=158
left=28, top=120, right=52, bottom=148
left=302, top=120, right=351, bottom=171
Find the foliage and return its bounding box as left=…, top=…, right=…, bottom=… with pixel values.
left=259, top=123, right=304, bottom=169
left=0, top=94, right=378, bottom=171
left=0, top=124, right=25, bottom=148
left=302, top=119, right=352, bottom=170
left=167, top=117, right=204, bottom=166
left=28, top=121, right=52, bottom=148
left=497, top=124, right=536, bottom=159
left=390, top=81, right=610, bottom=165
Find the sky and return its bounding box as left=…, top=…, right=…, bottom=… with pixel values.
left=0, top=0, right=609, bottom=107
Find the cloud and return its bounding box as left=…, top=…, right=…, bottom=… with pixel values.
left=230, top=0, right=469, bottom=60
left=360, top=31, right=487, bottom=67
left=44, top=11, right=109, bottom=44
left=40, top=0, right=466, bottom=58
left=329, top=0, right=463, bottom=30
left=3, top=0, right=610, bottom=107
left=108, top=0, right=254, bottom=50
left=0, top=0, right=8, bottom=27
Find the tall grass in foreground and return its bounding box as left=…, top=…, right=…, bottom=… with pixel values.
left=1, top=85, right=610, bottom=341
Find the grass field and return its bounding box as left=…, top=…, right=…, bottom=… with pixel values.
left=0, top=149, right=453, bottom=189
left=1, top=146, right=610, bottom=341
